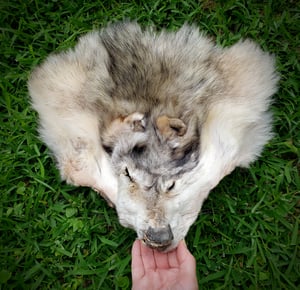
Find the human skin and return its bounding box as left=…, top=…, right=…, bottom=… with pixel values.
left=131, top=239, right=198, bottom=290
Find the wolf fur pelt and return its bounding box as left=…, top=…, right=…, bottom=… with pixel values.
left=28, top=22, right=278, bottom=251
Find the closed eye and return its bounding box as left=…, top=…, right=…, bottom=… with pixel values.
left=167, top=181, right=175, bottom=191
left=124, top=167, right=134, bottom=182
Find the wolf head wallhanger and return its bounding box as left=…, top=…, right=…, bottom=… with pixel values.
left=28, top=22, right=278, bottom=252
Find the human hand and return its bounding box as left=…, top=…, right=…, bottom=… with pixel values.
left=131, top=239, right=198, bottom=290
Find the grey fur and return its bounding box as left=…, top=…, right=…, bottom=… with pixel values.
left=28, top=21, right=279, bottom=251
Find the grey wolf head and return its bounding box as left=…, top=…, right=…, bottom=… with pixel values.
left=103, top=112, right=202, bottom=251
left=28, top=21, right=279, bottom=252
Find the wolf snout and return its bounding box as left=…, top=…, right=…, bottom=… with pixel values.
left=143, top=224, right=174, bottom=251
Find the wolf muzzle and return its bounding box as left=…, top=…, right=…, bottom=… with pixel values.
left=143, top=224, right=174, bottom=251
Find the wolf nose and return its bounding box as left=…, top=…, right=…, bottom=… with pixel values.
left=143, top=224, right=174, bottom=250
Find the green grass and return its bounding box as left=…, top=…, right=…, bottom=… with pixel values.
left=1, top=0, right=299, bottom=289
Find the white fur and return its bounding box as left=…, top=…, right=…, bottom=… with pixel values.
left=28, top=22, right=278, bottom=251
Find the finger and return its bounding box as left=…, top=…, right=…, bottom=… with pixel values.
left=177, top=240, right=198, bottom=289
left=177, top=240, right=188, bottom=262
left=131, top=240, right=145, bottom=280
left=167, top=247, right=179, bottom=268
left=153, top=249, right=170, bottom=269
left=177, top=240, right=195, bottom=264
left=177, top=240, right=196, bottom=271
left=140, top=240, right=156, bottom=270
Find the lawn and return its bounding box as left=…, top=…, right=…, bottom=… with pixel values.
left=0, top=0, right=299, bottom=289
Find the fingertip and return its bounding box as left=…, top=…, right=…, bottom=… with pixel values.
left=132, top=238, right=139, bottom=248
left=132, top=239, right=142, bottom=256
left=180, top=239, right=187, bottom=247
left=177, top=240, right=195, bottom=263
left=177, top=239, right=187, bottom=252
left=134, top=239, right=141, bottom=245
left=131, top=239, right=145, bottom=280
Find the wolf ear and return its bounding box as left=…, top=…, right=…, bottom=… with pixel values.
left=156, top=115, right=200, bottom=160
left=102, top=112, right=146, bottom=154
left=123, top=113, right=146, bottom=132
left=156, top=116, right=187, bottom=140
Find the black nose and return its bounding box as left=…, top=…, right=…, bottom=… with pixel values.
left=143, top=224, right=174, bottom=250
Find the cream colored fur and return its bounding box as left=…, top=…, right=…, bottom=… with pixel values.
left=28, top=22, right=278, bottom=251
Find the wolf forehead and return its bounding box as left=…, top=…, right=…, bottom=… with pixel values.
left=108, top=114, right=201, bottom=178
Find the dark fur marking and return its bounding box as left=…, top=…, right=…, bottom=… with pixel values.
left=130, top=144, right=147, bottom=158
left=100, top=27, right=178, bottom=108
left=103, top=145, right=113, bottom=155
left=172, top=140, right=199, bottom=168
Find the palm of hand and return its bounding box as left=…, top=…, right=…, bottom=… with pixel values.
left=131, top=240, right=198, bottom=290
